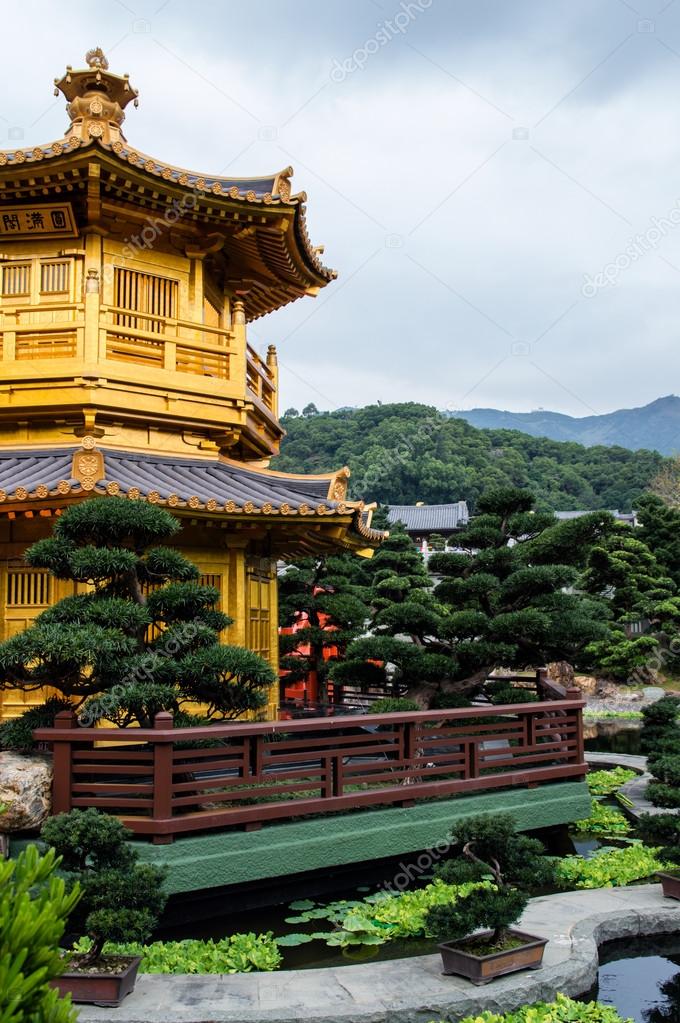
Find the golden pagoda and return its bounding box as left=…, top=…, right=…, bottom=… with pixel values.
left=0, top=50, right=382, bottom=721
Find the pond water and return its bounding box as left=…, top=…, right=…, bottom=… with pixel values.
left=583, top=935, right=680, bottom=1023
left=584, top=719, right=642, bottom=755
left=158, top=821, right=619, bottom=969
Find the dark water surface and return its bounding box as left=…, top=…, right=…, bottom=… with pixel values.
left=584, top=936, right=680, bottom=1023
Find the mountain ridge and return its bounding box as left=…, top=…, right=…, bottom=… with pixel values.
left=447, top=395, right=680, bottom=455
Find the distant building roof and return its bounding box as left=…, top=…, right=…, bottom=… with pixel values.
left=387, top=502, right=470, bottom=533
left=554, top=509, right=637, bottom=525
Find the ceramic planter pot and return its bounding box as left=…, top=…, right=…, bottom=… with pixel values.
left=50, top=955, right=142, bottom=1007
left=438, top=929, right=547, bottom=985
left=657, top=871, right=680, bottom=901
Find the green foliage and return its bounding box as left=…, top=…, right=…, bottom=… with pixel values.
left=639, top=696, right=680, bottom=809
left=274, top=402, right=661, bottom=512
left=0, top=696, right=72, bottom=752
left=73, top=933, right=281, bottom=974
left=368, top=697, right=420, bottom=714
left=279, top=554, right=371, bottom=702
left=429, top=992, right=633, bottom=1023
left=0, top=844, right=81, bottom=1023
left=434, top=814, right=556, bottom=890
left=635, top=812, right=680, bottom=865
left=41, top=808, right=166, bottom=966
left=339, top=491, right=612, bottom=692
left=554, top=843, right=667, bottom=888
left=425, top=884, right=528, bottom=944
left=0, top=497, right=274, bottom=727
left=428, top=690, right=472, bottom=710
left=573, top=800, right=631, bottom=836
left=586, top=768, right=637, bottom=795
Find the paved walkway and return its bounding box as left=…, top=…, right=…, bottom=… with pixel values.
left=77, top=885, right=680, bottom=1023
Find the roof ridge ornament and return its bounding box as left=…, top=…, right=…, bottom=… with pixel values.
left=54, top=50, right=138, bottom=146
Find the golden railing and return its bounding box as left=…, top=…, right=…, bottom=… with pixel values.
left=246, top=344, right=276, bottom=414
left=0, top=301, right=84, bottom=361
left=103, top=306, right=233, bottom=380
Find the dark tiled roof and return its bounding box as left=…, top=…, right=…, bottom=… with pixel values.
left=554, top=509, right=637, bottom=524
left=387, top=503, right=470, bottom=532
left=0, top=447, right=345, bottom=514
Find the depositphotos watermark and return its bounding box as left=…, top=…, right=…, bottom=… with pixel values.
left=581, top=201, right=680, bottom=297
left=330, top=0, right=433, bottom=82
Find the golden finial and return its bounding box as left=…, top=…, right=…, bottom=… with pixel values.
left=85, top=48, right=109, bottom=71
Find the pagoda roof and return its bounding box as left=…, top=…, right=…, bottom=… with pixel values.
left=0, top=445, right=385, bottom=554
left=0, top=53, right=336, bottom=320
left=387, top=502, right=470, bottom=533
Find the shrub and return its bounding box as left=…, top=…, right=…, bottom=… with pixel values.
left=485, top=680, right=539, bottom=705
left=41, top=808, right=166, bottom=967
left=368, top=697, right=420, bottom=714
left=645, top=781, right=680, bottom=808
left=0, top=696, right=72, bottom=752
left=636, top=812, right=680, bottom=865
left=429, top=691, right=472, bottom=710
left=640, top=696, right=679, bottom=755
left=434, top=814, right=556, bottom=890
left=429, top=993, right=632, bottom=1023
left=0, top=844, right=81, bottom=1023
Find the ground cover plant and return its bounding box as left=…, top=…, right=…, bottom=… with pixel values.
left=72, top=934, right=282, bottom=974
left=554, top=843, right=667, bottom=889
left=429, top=993, right=632, bottom=1023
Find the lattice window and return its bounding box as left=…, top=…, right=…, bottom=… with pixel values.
left=2, top=262, right=31, bottom=298
left=40, top=259, right=70, bottom=295
left=248, top=575, right=271, bottom=660
left=7, top=569, right=52, bottom=607
left=114, top=267, right=178, bottom=332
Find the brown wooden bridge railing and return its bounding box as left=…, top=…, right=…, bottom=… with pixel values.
left=35, top=685, right=586, bottom=844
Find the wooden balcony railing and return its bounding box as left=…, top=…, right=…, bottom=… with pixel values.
left=246, top=344, right=276, bottom=415
left=103, top=307, right=233, bottom=380
left=35, top=691, right=585, bottom=844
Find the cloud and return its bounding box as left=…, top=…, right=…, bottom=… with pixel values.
left=2, top=0, right=679, bottom=419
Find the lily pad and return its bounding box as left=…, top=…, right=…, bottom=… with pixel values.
left=275, top=932, right=315, bottom=946
left=288, top=899, right=316, bottom=911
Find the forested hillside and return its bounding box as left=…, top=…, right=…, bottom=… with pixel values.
left=274, top=403, right=665, bottom=511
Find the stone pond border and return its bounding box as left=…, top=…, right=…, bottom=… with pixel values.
left=76, top=884, right=680, bottom=1023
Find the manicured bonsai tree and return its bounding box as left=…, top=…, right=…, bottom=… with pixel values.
left=41, top=808, right=166, bottom=968
left=434, top=813, right=556, bottom=890
left=0, top=496, right=275, bottom=736
left=0, top=842, right=80, bottom=1023
left=426, top=839, right=528, bottom=951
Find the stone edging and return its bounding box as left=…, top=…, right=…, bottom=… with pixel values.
left=76, top=885, right=680, bottom=1023
left=584, top=750, right=680, bottom=820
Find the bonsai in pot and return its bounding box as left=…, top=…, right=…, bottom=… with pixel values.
left=41, top=808, right=167, bottom=1007
left=433, top=813, right=556, bottom=891
left=637, top=811, right=680, bottom=900
left=426, top=830, right=547, bottom=984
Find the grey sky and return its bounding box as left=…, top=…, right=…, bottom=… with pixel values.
left=3, top=0, right=680, bottom=417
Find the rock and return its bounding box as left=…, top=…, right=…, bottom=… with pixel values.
left=595, top=680, right=619, bottom=700
left=573, top=674, right=598, bottom=695
left=643, top=686, right=666, bottom=702
left=0, top=752, right=52, bottom=832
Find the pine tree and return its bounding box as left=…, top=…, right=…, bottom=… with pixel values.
left=338, top=487, right=612, bottom=700
left=583, top=522, right=680, bottom=682
left=279, top=554, right=371, bottom=704
left=0, top=497, right=275, bottom=730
